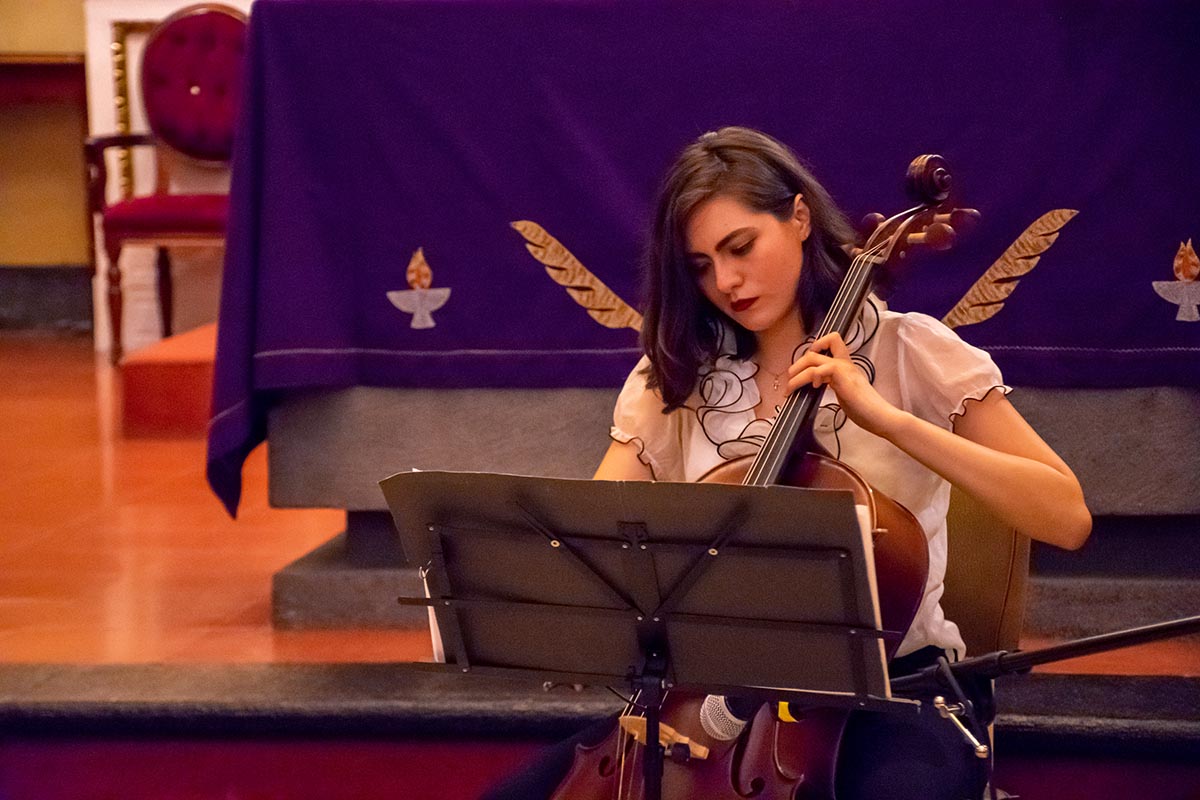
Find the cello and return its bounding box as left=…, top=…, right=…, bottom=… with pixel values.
left=549, top=154, right=980, bottom=800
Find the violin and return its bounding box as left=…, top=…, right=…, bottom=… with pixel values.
left=549, top=155, right=979, bottom=800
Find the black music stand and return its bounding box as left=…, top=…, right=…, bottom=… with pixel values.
left=379, top=471, right=918, bottom=799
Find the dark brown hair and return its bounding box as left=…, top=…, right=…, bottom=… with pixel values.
left=641, top=126, right=858, bottom=409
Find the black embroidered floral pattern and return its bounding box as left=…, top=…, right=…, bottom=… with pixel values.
left=690, top=298, right=881, bottom=460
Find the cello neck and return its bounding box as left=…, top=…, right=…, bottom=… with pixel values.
left=741, top=155, right=977, bottom=488
left=741, top=242, right=884, bottom=487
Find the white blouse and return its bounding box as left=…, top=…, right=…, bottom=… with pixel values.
left=609, top=299, right=1009, bottom=658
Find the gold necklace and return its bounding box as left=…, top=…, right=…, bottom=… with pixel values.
left=757, top=362, right=791, bottom=392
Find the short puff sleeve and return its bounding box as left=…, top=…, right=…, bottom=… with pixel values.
left=610, top=356, right=685, bottom=481
left=894, top=313, right=1011, bottom=426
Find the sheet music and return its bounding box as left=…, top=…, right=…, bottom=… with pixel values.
left=854, top=503, right=889, bottom=698
left=422, top=572, right=446, bottom=663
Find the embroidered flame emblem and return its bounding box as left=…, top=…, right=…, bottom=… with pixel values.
left=406, top=247, right=435, bottom=289
left=1173, top=239, right=1199, bottom=282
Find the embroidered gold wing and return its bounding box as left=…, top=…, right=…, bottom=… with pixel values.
left=511, top=220, right=643, bottom=332
left=942, top=209, right=1078, bottom=329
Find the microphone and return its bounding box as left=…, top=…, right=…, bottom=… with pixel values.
left=699, top=694, right=759, bottom=741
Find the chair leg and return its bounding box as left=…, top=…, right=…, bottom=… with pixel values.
left=156, top=247, right=174, bottom=338
left=105, top=238, right=124, bottom=365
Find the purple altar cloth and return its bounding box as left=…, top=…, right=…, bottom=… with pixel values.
left=208, top=0, right=1200, bottom=515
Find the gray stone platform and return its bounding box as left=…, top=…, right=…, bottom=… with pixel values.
left=267, top=385, right=1200, bottom=631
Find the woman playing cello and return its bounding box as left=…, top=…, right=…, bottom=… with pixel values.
left=485, top=126, right=1091, bottom=800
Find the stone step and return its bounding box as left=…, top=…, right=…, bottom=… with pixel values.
left=1, top=664, right=1195, bottom=760
left=1025, top=576, right=1200, bottom=639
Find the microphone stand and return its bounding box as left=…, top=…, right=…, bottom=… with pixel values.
left=889, top=615, right=1200, bottom=799
left=891, top=615, right=1200, bottom=696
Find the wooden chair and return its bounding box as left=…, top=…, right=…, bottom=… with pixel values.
left=942, top=486, right=1031, bottom=657
left=85, top=3, right=247, bottom=363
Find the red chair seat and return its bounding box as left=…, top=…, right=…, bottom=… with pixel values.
left=103, top=193, right=228, bottom=239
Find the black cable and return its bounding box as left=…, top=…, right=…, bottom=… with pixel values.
left=606, top=685, right=647, bottom=710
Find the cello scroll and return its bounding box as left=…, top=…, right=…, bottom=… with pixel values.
left=851, top=155, right=980, bottom=271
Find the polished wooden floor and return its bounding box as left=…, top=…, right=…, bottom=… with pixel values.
left=0, top=332, right=1193, bottom=674
left=0, top=333, right=432, bottom=664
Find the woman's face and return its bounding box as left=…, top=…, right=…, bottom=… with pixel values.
left=685, top=193, right=811, bottom=340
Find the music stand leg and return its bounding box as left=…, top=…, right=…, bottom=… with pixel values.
left=637, top=673, right=665, bottom=800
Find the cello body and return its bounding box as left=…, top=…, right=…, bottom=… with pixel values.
left=549, top=450, right=929, bottom=800
left=550, top=694, right=848, bottom=800
left=703, top=450, right=929, bottom=634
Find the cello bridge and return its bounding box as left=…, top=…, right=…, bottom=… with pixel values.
left=617, top=715, right=710, bottom=761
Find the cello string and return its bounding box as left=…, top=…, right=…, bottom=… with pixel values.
left=615, top=706, right=629, bottom=799
left=615, top=687, right=644, bottom=800
left=747, top=239, right=883, bottom=482
left=620, top=722, right=638, bottom=800
left=606, top=685, right=646, bottom=709
left=755, top=236, right=887, bottom=481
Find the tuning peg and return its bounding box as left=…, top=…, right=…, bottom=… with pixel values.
left=860, top=212, right=886, bottom=235
left=906, top=222, right=956, bottom=251
left=932, top=208, right=981, bottom=232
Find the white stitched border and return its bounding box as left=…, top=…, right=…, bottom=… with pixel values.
left=985, top=346, right=1200, bottom=354
left=207, top=399, right=248, bottom=430
left=253, top=347, right=641, bottom=359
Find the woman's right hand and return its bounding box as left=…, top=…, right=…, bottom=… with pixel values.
left=787, top=332, right=906, bottom=439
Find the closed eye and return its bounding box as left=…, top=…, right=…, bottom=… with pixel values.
left=730, top=239, right=754, bottom=256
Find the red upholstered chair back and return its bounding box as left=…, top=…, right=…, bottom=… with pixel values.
left=140, top=3, right=247, bottom=166
left=84, top=3, right=248, bottom=361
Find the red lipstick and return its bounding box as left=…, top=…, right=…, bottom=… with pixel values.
left=731, top=298, right=756, bottom=312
